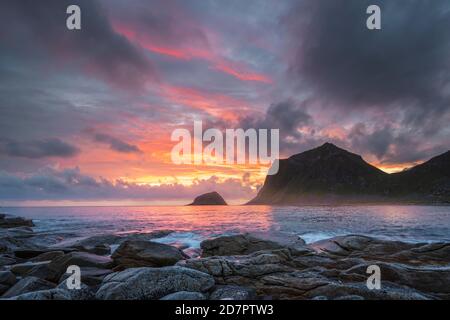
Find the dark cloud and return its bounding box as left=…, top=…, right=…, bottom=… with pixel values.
left=0, top=138, right=79, bottom=159
left=285, top=0, right=450, bottom=118
left=242, top=99, right=311, bottom=135
left=240, top=99, right=315, bottom=155
left=278, top=0, right=450, bottom=163
left=93, top=133, right=142, bottom=153
left=0, top=0, right=157, bottom=91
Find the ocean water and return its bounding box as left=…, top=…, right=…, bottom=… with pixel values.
left=4, top=205, right=450, bottom=250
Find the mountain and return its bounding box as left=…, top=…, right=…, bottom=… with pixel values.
left=248, top=143, right=450, bottom=205
left=188, top=191, right=228, bottom=205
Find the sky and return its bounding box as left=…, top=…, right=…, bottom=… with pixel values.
left=0, top=0, right=449, bottom=206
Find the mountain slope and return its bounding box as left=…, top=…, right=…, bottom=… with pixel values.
left=248, top=143, right=450, bottom=205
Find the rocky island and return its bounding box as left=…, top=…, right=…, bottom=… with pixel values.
left=188, top=192, right=228, bottom=206
left=1, top=213, right=449, bottom=300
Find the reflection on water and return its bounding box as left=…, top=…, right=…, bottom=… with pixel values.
left=5, top=205, right=450, bottom=248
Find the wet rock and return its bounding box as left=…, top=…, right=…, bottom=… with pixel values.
left=72, top=244, right=111, bottom=256
left=56, top=282, right=96, bottom=300
left=7, top=288, right=71, bottom=300
left=311, top=235, right=450, bottom=265
left=200, top=234, right=289, bottom=257
left=0, top=255, right=16, bottom=266
left=0, top=271, right=16, bottom=295
left=96, top=266, right=215, bottom=300
left=14, top=248, right=73, bottom=259
left=0, top=271, right=16, bottom=286
left=10, top=261, right=50, bottom=276
left=30, top=251, right=65, bottom=262
left=160, top=291, right=206, bottom=300
left=0, top=214, right=34, bottom=228
left=59, top=267, right=113, bottom=286
left=45, top=252, right=113, bottom=282
left=0, top=237, right=40, bottom=253
left=112, top=240, right=186, bottom=269
left=2, top=276, right=55, bottom=298
left=179, top=249, right=297, bottom=286
left=210, top=285, right=256, bottom=300
left=340, top=262, right=450, bottom=298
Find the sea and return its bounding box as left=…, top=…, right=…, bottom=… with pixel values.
left=4, top=205, right=450, bottom=251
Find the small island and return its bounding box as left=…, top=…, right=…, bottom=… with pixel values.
left=188, top=192, right=228, bottom=206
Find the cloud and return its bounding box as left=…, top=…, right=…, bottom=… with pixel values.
left=239, top=99, right=315, bottom=155
left=0, top=138, right=79, bottom=159
left=284, top=0, right=450, bottom=116
left=0, top=0, right=158, bottom=91
left=0, top=167, right=255, bottom=202
left=93, top=133, right=142, bottom=153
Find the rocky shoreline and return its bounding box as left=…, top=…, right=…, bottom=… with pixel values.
left=1, top=213, right=449, bottom=300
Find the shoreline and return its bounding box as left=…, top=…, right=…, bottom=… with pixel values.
left=1, top=213, right=450, bottom=300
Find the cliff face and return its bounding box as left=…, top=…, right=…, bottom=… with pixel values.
left=248, top=143, right=450, bottom=205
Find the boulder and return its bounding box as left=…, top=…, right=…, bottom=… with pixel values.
left=45, top=252, right=113, bottom=282
left=96, top=266, right=215, bottom=300
left=311, top=235, right=450, bottom=265
left=30, top=251, right=65, bottom=262
left=0, top=271, right=16, bottom=286
left=59, top=267, right=112, bottom=286
left=10, top=261, right=50, bottom=276
left=0, top=255, right=16, bottom=267
left=189, top=192, right=227, bottom=205
left=112, top=240, right=186, bottom=269
left=200, top=234, right=290, bottom=257
left=0, top=271, right=16, bottom=295
left=160, top=291, right=206, bottom=300
left=2, top=276, right=55, bottom=298
left=7, top=288, right=71, bottom=300
left=0, top=214, right=34, bottom=228
left=210, top=285, right=256, bottom=300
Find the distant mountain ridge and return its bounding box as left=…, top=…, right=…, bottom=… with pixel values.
left=248, top=143, right=450, bottom=205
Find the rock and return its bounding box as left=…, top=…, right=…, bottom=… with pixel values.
left=0, top=284, right=9, bottom=295
left=53, top=231, right=173, bottom=249
left=312, top=235, right=450, bottom=265
left=14, top=248, right=73, bottom=259
left=112, top=240, right=186, bottom=269
left=0, top=214, right=34, bottom=228
left=9, top=283, right=96, bottom=300
left=0, top=271, right=16, bottom=286
left=25, top=263, right=54, bottom=280
left=56, top=282, right=96, bottom=300
left=78, top=244, right=111, bottom=255
left=210, top=285, right=256, bottom=300
left=45, top=252, right=114, bottom=282
left=59, top=267, right=112, bottom=286
left=96, top=266, right=215, bottom=300
left=0, top=271, right=16, bottom=295
left=10, top=261, right=50, bottom=276
left=0, top=237, right=40, bottom=253
left=160, top=291, right=206, bottom=300
left=200, top=234, right=290, bottom=257
left=30, top=251, right=65, bottom=262
left=179, top=249, right=297, bottom=282
left=0, top=226, right=34, bottom=238
left=189, top=192, right=227, bottom=205
left=180, top=243, right=437, bottom=300
left=0, top=255, right=16, bottom=266
left=7, top=288, right=71, bottom=300
left=2, top=276, right=55, bottom=298
left=340, top=262, right=450, bottom=298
